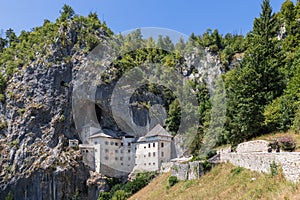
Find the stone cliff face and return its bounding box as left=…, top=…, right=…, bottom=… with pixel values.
left=0, top=17, right=223, bottom=199
left=0, top=20, right=106, bottom=199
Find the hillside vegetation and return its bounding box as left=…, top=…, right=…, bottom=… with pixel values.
left=2, top=0, right=300, bottom=155
left=129, top=163, right=300, bottom=200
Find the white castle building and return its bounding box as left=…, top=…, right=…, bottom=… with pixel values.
left=79, top=124, right=175, bottom=177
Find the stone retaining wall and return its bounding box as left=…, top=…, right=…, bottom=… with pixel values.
left=236, top=140, right=269, bottom=153
left=220, top=152, right=300, bottom=182
left=171, top=161, right=204, bottom=180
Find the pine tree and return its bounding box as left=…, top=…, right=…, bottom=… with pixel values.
left=245, top=0, right=282, bottom=103
left=59, top=4, right=75, bottom=21
left=223, top=0, right=283, bottom=143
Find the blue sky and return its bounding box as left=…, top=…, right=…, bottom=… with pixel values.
left=0, top=0, right=292, bottom=37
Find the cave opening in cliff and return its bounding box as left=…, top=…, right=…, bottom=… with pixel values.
left=95, top=103, right=102, bottom=126
left=129, top=83, right=181, bottom=133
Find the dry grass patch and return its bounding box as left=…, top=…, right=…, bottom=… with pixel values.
left=129, top=163, right=300, bottom=200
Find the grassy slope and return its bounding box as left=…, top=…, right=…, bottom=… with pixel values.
left=129, top=163, right=300, bottom=200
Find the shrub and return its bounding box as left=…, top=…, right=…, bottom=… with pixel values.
left=112, top=190, right=126, bottom=200
left=277, top=136, right=296, bottom=151
left=202, top=159, right=212, bottom=172
left=98, top=192, right=110, bottom=200
left=168, top=176, right=178, bottom=187
left=270, top=161, right=278, bottom=176
left=124, top=172, right=155, bottom=195
left=60, top=114, right=65, bottom=122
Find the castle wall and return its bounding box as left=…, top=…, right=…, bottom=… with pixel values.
left=134, top=141, right=159, bottom=172
left=220, top=152, right=300, bottom=182
left=236, top=140, right=269, bottom=153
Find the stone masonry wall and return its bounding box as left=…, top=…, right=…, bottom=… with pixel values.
left=171, top=161, right=204, bottom=181
left=236, top=140, right=269, bottom=153
left=220, top=152, right=300, bottom=182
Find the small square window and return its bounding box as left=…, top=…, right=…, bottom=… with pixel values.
left=105, top=141, right=109, bottom=145
left=161, top=152, right=164, bottom=157
left=105, top=156, right=109, bottom=160
left=121, top=142, right=123, bottom=146
left=153, top=152, right=155, bottom=157
left=105, top=149, right=109, bottom=153
left=128, top=143, right=131, bottom=146
left=161, top=142, right=164, bottom=148
left=148, top=143, right=150, bottom=148
left=115, top=142, right=118, bottom=146
left=115, top=150, right=118, bottom=153
left=153, top=143, right=155, bottom=147
left=153, top=162, right=155, bottom=165
left=148, top=152, right=151, bottom=157
left=128, top=149, right=131, bottom=153
left=128, top=157, right=131, bottom=160
left=149, top=163, right=151, bottom=165
left=115, top=157, right=118, bottom=161
left=121, top=150, right=124, bottom=154
left=121, top=163, right=123, bottom=166
left=110, top=141, right=114, bottom=145
left=120, top=157, right=123, bottom=161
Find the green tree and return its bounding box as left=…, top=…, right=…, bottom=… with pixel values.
left=59, top=4, right=75, bottom=21
left=175, top=37, right=185, bottom=54
left=224, top=68, right=264, bottom=144
left=166, top=99, right=181, bottom=134
left=5, top=28, right=17, bottom=47
left=222, top=0, right=282, bottom=144
left=0, top=37, right=7, bottom=52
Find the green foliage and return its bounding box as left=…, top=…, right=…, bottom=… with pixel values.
left=5, top=192, right=13, bottom=200
left=166, top=99, right=181, bottom=134
left=124, top=172, right=156, bottom=196
left=59, top=4, right=75, bottom=21
left=17, top=108, right=26, bottom=116
left=168, top=176, right=178, bottom=187
left=99, top=172, right=156, bottom=199
left=8, top=139, right=18, bottom=148
left=111, top=190, right=126, bottom=200
left=3, top=0, right=300, bottom=163
left=0, top=120, right=7, bottom=130
left=224, top=68, right=264, bottom=144
left=231, top=166, right=244, bottom=176
left=60, top=114, right=66, bottom=122
left=98, top=192, right=110, bottom=200
left=202, top=159, right=212, bottom=172
left=270, top=161, right=278, bottom=176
